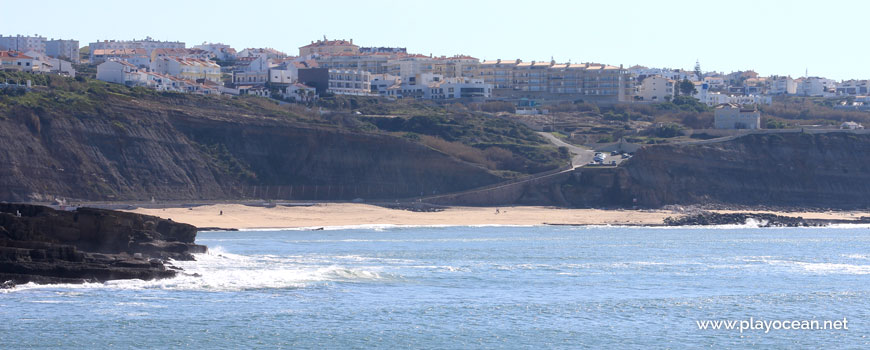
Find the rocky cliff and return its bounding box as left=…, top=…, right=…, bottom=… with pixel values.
left=0, top=203, right=206, bottom=286
left=560, top=132, right=870, bottom=209
left=0, top=92, right=500, bottom=202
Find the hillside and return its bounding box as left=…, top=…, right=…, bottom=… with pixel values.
left=0, top=73, right=564, bottom=202
left=560, top=132, right=870, bottom=209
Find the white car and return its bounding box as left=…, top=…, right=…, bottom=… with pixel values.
left=593, top=152, right=606, bottom=162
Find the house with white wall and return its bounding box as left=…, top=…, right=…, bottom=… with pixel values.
left=0, top=51, right=35, bottom=72
left=97, top=60, right=144, bottom=85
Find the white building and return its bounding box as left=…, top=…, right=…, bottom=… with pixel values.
left=285, top=83, right=317, bottom=102
left=45, top=39, right=79, bottom=63
left=193, top=43, right=237, bottom=61
left=97, top=60, right=145, bottom=85
left=635, top=75, right=675, bottom=102
left=426, top=77, right=491, bottom=99
left=370, top=74, right=402, bottom=96
left=0, top=35, right=46, bottom=55
left=714, top=104, right=761, bottom=129
left=796, top=77, right=836, bottom=97
left=24, top=51, right=76, bottom=77
left=232, top=55, right=271, bottom=85
left=703, top=76, right=726, bottom=90
left=841, top=121, right=864, bottom=130
left=328, top=69, right=373, bottom=96
left=836, top=80, right=870, bottom=96
left=767, top=76, right=796, bottom=95
left=0, top=51, right=34, bottom=72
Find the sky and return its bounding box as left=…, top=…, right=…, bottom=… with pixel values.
left=1, top=0, right=867, bottom=80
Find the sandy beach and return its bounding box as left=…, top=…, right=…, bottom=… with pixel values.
left=123, top=203, right=870, bottom=230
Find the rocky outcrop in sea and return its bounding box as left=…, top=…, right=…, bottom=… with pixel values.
left=0, top=203, right=206, bottom=287
left=664, top=211, right=870, bottom=227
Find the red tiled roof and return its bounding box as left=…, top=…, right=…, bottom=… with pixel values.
left=0, top=50, right=32, bottom=59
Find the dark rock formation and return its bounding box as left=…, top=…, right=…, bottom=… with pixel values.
left=560, top=132, right=870, bottom=209
left=0, top=203, right=206, bottom=287
left=664, top=211, right=870, bottom=227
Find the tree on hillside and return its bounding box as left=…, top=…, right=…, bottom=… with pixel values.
left=679, top=79, right=697, bottom=96
left=694, top=60, right=702, bottom=81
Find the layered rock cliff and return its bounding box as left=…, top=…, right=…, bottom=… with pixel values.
left=560, top=132, right=870, bottom=209
left=0, top=92, right=500, bottom=202
left=0, top=203, right=206, bottom=286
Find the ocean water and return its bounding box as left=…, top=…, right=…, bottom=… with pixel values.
left=3, top=225, right=870, bottom=349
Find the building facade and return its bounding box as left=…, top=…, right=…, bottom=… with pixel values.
left=714, top=104, right=761, bottom=129
left=0, top=51, right=34, bottom=72
left=635, top=75, right=675, bottom=102
left=45, top=39, right=79, bottom=63
left=328, top=69, right=372, bottom=95
left=0, top=35, right=45, bottom=55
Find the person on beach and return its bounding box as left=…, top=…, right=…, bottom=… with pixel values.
left=220, top=210, right=223, bottom=216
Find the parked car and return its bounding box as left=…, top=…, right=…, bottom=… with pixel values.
left=594, top=152, right=606, bottom=162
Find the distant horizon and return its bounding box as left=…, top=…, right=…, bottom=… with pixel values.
left=1, top=0, right=867, bottom=81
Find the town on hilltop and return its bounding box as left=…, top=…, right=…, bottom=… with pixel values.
left=1, top=34, right=867, bottom=132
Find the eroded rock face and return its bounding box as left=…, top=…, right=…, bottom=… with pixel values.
left=0, top=203, right=206, bottom=286
left=560, top=133, right=870, bottom=209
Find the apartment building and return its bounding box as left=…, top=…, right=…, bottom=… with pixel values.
left=89, top=37, right=184, bottom=62
left=0, top=35, right=45, bottom=55
left=479, top=59, right=520, bottom=89
left=385, top=55, right=437, bottom=81
left=45, top=39, right=79, bottom=63
left=316, top=53, right=392, bottom=74
left=836, top=80, right=870, bottom=96
left=328, top=69, right=373, bottom=96
left=635, top=75, right=675, bottom=102
left=513, top=61, right=552, bottom=92
left=299, top=37, right=359, bottom=57
left=432, top=55, right=480, bottom=79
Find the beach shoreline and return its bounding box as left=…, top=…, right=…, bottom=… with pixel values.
left=120, top=203, right=870, bottom=230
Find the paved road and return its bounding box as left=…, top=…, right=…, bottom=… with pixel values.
left=538, top=132, right=594, bottom=168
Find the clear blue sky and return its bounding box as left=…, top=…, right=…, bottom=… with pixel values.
left=1, top=0, right=866, bottom=80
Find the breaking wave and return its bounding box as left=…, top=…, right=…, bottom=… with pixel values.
left=5, top=246, right=396, bottom=293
